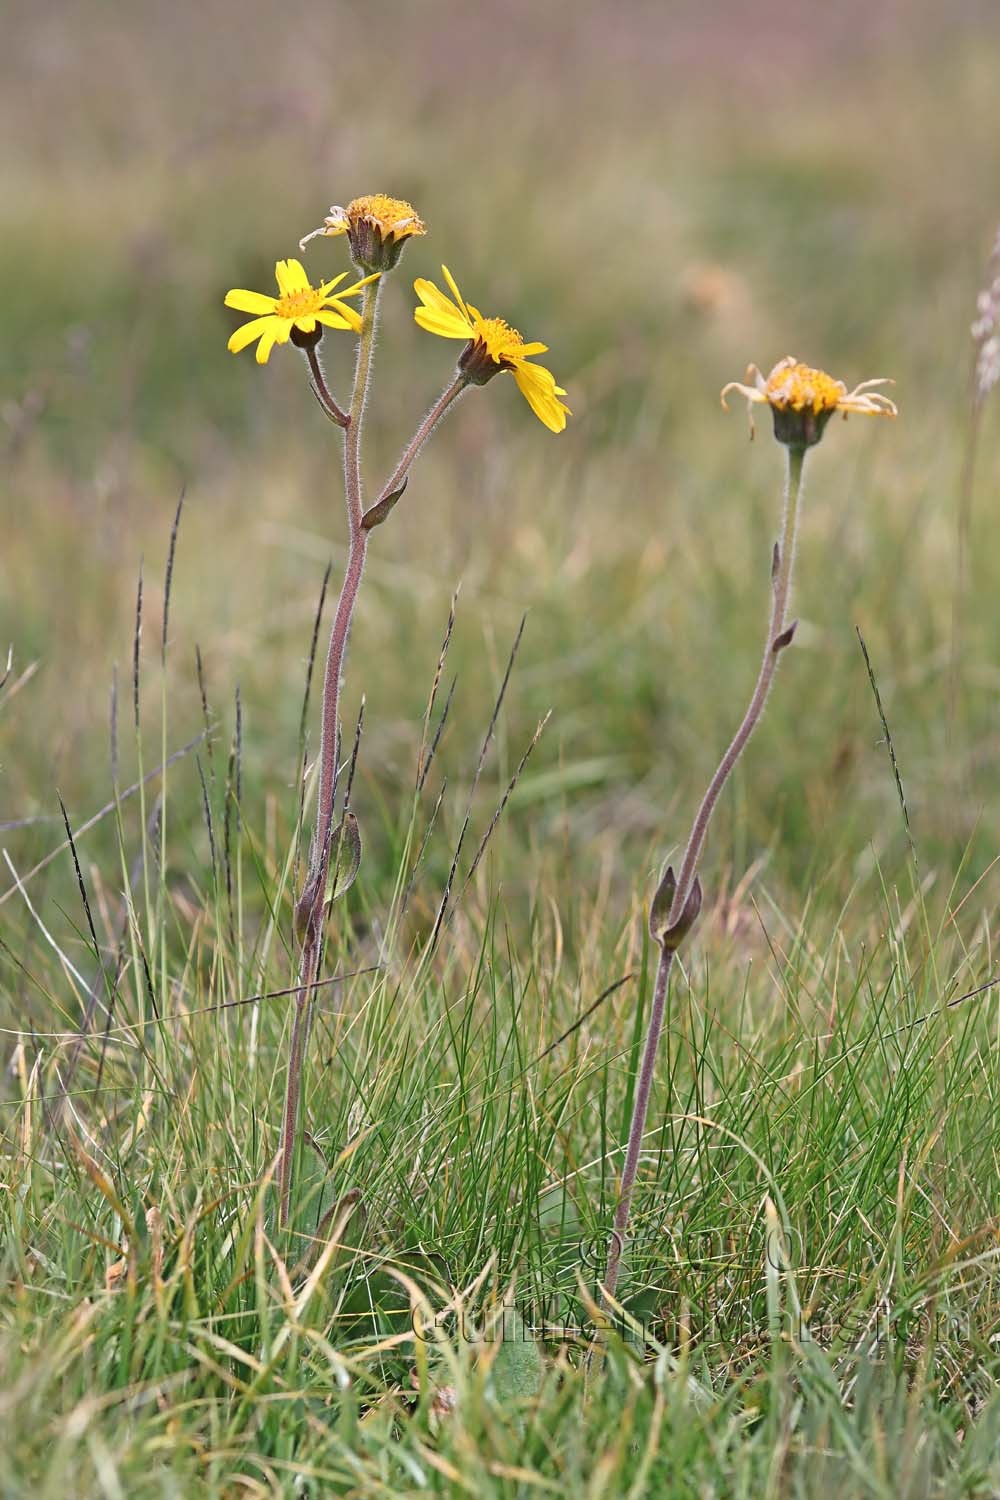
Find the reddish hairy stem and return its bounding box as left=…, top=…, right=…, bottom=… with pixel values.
left=602, top=445, right=806, bottom=1306
left=305, top=344, right=350, bottom=427
left=670, top=445, right=804, bottom=915
left=279, top=283, right=381, bottom=1227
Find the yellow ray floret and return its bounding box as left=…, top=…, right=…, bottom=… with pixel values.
left=721, top=356, right=897, bottom=445
left=413, top=266, right=570, bottom=433
left=224, top=259, right=379, bottom=364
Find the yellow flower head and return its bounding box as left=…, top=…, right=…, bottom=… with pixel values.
left=414, top=266, right=570, bottom=434
left=300, top=194, right=426, bottom=273
left=721, top=356, right=897, bottom=447
left=225, top=259, right=378, bottom=364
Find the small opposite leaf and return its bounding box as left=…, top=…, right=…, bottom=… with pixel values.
left=688, top=876, right=703, bottom=925
left=657, top=874, right=704, bottom=953
left=648, top=864, right=676, bottom=945
left=772, top=619, right=798, bottom=654
left=361, top=476, right=408, bottom=531
left=293, top=881, right=317, bottom=942
left=324, top=812, right=362, bottom=906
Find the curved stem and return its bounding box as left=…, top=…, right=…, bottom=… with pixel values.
left=670, top=445, right=804, bottom=913
left=601, top=444, right=806, bottom=1305
left=375, top=374, right=468, bottom=506
left=279, top=281, right=382, bottom=1228
left=305, top=344, right=349, bottom=427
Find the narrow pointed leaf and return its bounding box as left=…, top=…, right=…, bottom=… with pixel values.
left=362, top=476, right=408, bottom=531
left=648, top=864, right=676, bottom=944
left=656, top=873, right=704, bottom=952
left=772, top=619, right=798, bottom=654
left=324, top=811, right=362, bottom=906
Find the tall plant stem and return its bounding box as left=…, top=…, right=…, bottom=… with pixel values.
left=279, top=281, right=382, bottom=1227
left=602, top=445, right=806, bottom=1304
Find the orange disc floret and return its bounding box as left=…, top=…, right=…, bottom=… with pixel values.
left=342, top=194, right=425, bottom=241
left=763, top=361, right=847, bottom=415
left=722, top=356, right=897, bottom=447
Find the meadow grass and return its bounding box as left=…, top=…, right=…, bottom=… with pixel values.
left=4, top=3, right=1000, bottom=1494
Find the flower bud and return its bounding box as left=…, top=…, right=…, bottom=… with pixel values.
left=300, top=195, right=425, bottom=275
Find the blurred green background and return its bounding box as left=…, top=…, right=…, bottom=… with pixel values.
left=3, top=0, right=1000, bottom=947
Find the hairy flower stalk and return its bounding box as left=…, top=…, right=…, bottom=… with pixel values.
left=602, top=359, right=895, bottom=1308
left=278, top=277, right=383, bottom=1226
left=297, top=333, right=350, bottom=427
left=602, top=446, right=804, bottom=1304
left=225, top=204, right=568, bottom=1225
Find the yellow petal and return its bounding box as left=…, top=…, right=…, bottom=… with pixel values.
left=225, top=288, right=277, bottom=315
left=339, top=271, right=382, bottom=298
left=295, top=316, right=317, bottom=334
left=440, top=265, right=471, bottom=320
left=413, top=279, right=473, bottom=338
left=284, top=258, right=311, bottom=291
left=228, top=315, right=279, bottom=354
left=414, top=278, right=465, bottom=320
left=319, top=306, right=358, bottom=330
left=517, top=341, right=548, bottom=357
left=275, top=258, right=310, bottom=296
left=318, top=273, right=349, bottom=297
left=255, top=327, right=281, bottom=364
left=514, top=359, right=557, bottom=391
left=319, top=302, right=362, bottom=332
left=514, top=363, right=570, bottom=432
left=414, top=306, right=475, bottom=340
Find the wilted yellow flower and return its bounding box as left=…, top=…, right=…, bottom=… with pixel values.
left=300, top=194, right=426, bottom=272
left=721, top=356, right=897, bottom=447
left=225, top=259, right=377, bottom=364
left=414, top=266, right=570, bottom=433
